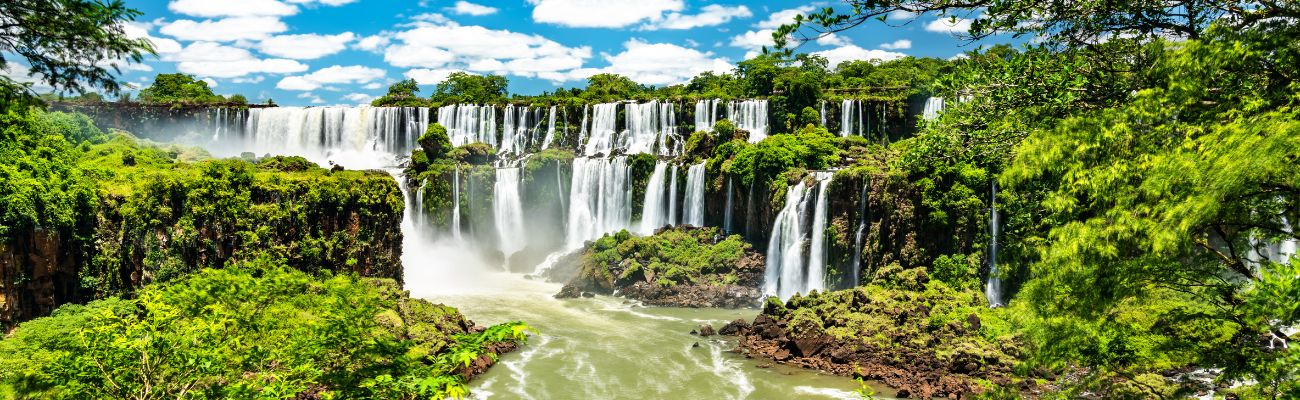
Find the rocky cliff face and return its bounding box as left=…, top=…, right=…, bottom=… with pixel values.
left=1, top=161, right=404, bottom=329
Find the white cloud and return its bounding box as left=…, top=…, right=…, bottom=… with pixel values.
left=813, top=45, right=906, bottom=67
left=232, top=76, right=266, bottom=83
left=1, top=64, right=53, bottom=92
left=815, top=33, right=850, bottom=46
left=276, top=65, right=385, bottom=91
left=529, top=0, right=684, bottom=28
left=886, top=10, right=919, bottom=21
left=755, top=6, right=813, bottom=29
left=354, top=34, right=392, bottom=52
left=343, top=92, right=375, bottom=104
left=286, top=0, right=358, bottom=5
left=730, top=29, right=775, bottom=49
left=879, top=39, right=912, bottom=49
left=645, top=5, right=751, bottom=30
left=164, top=42, right=308, bottom=78
left=168, top=0, right=297, bottom=18
left=362, top=82, right=383, bottom=89
left=202, top=77, right=219, bottom=87
left=297, top=92, right=325, bottom=104
left=382, top=21, right=592, bottom=80
left=451, top=1, right=498, bottom=16
left=925, top=18, right=973, bottom=34
left=404, top=68, right=469, bottom=84
left=160, top=17, right=288, bottom=41
left=948, top=53, right=970, bottom=61
left=257, top=32, right=356, bottom=59
left=571, top=39, right=733, bottom=86
left=122, top=22, right=183, bottom=55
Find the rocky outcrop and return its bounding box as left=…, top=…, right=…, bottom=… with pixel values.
left=555, top=226, right=765, bottom=308
left=723, top=273, right=1031, bottom=398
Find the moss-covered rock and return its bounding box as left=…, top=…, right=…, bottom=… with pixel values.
left=555, top=226, right=765, bottom=308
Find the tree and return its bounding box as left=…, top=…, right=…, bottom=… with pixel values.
left=418, top=123, right=452, bottom=160
left=137, top=73, right=224, bottom=104
left=1, top=0, right=152, bottom=106
left=581, top=73, right=643, bottom=102
left=387, top=78, right=420, bottom=98
left=431, top=72, right=508, bottom=105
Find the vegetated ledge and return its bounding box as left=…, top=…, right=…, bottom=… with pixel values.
left=0, top=265, right=529, bottom=398
left=553, top=226, right=765, bottom=308
left=720, top=265, right=1035, bottom=399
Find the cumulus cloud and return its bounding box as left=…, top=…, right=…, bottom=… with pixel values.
left=729, top=29, right=778, bottom=58
left=879, top=39, right=912, bottom=49
left=1, top=64, right=53, bottom=92
left=257, top=32, right=356, bottom=59
left=813, top=45, right=906, bottom=67
left=404, top=68, right=469, bottom=84
left=160, top=17, right=288, bottom=42
left=755, top=6, right=813, bottom=29
left=362, top=82, right=383, bottom=89
left=529, top=0, right=684, bottom=28
left=164, top=42, right=308, bottom=78
left=202, top=77, right=219, bottom=87
left=123, top=22, right=183, bottom=55
left=168, top=0, right=298, bottom=18
left=815, top=33, right=850, bottom=46
left=645, top=5, right=751, bottom=30
left=925, top=17, right=973, bottom=34
left=343, top=92, right=375, bottom=104
left=354, top=34, right=392, bottom=53
left=381, top=19, right=591, bottom=81
left=297, top=92, right=325, bottom=104
left=450, top=1, right=498, bottom=16
left=566, top=39, right=732, bottom=86
left=887, top=10, right=919, bottom=21
left=276, top=65, right=385, bottom=91
left=285, top=0, right=358, bottom=5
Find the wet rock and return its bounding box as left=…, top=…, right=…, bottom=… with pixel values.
left=692, top=342, right=701, bottom=348
left=719, top=319, right=751, bottom=335
left=966, top=313, right=981, bottom=331
left=581, top=291, right=595, bottom=298
left=699, top=324, right=716, bottom=337
left=895, top=389, right=911, bottom=398
left=689, top=329, right=699, bottom=335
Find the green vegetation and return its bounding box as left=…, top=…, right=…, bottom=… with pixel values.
left=136, top=73, right=248, bottom=105
left=583, top=227, right=753, bottom=288
left=0, top=260, right=532, bottom=399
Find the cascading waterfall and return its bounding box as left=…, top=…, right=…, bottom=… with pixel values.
left=452, top=166, right=463, bottom=241
left=501, top=105, right=540, bottom=156
left=819, top=101, right=827, bottom=128
left=724, top=177, right=734, bottom=233
left=243, top=106, right=425, bottom=168
left=542, top=106, right=557, bottom=150
left=584, top=103, right=619, bottom=156
left=683, top=162, right=706, bottom=226
left=726, top=100, right=769, bottom=142
left=851, top=181, right=869, bottom=288
left=667, top=164, right=679, bottom=226
left=211, top=107, right=246, bottom=141
left=565, top=157, right=633, bottom=248
left=986, top=181, right=1003, bottom=307
left=806, top=175, right=832, bottom=295
left=694, top=99, right=721, bottom=132
left=438, top=104, right=497, bottom=147
left=922, top=97, right=945, bottom=121
left=765, top=172, right=834, bottom=300
left=640, top=161, right=670, bottom=235
left=494, top=167, right=528, bottom=258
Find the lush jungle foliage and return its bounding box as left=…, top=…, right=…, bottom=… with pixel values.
left=0, top=259, right=532, bottom=399
left=583, top=227, right=753, bottom=288
left=136, top=73, right=249, bottom=105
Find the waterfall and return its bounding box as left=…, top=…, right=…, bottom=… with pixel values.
left=986, top=181, right=1003, bottom=307
left=541, top=106, right=557, bottom=150
left=579, top=105, right=589, bottom=146
left=243, top=106, right=426, bottom=169
left=584, top=103, right=619, bottom=156
left=806, top=175, right=832, bottom=294
left=438, top=104, right=497, bottom=147
left=494, top=167, right=527, bottom=258
left=624, top=101, right=660, bottom=155
left=640, top=161, right=670, bottom=235
left=501, top=105, right=536, bottom=156
left=839, top=99, right=854, bottom=137
left=683, top=162, right=706, bottom=226
left=667, top=164, right=679, bottom=226
left=923, top=97, right=945, bottom=121
left=764, top=172, right=833, bottom=300
left=724, top=177, right=734, bottom=233
left=850, top=180, right=869, bottom=288
left=695, top=99, right=720, bottom=132
left=726, top=100, right=769, bottom=142
left=819, top=101, right=827, bottom=127
left=657, top=102, right=678, bottom=155
left=452, top=166, right=462, bottom=241
left=565, top=157, right=633, bottom=248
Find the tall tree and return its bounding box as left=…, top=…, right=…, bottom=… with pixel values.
left=1, top=0, right=153, bottom=106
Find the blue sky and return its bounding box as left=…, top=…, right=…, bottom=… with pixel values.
left=105, top=0, right=992, bottom=106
